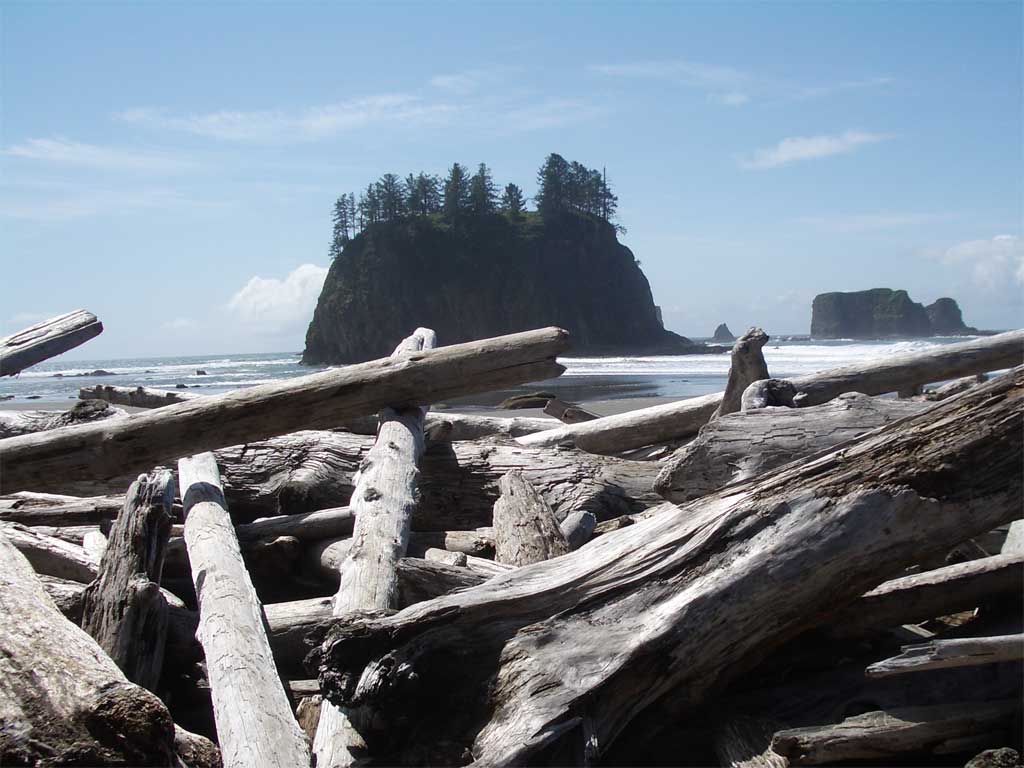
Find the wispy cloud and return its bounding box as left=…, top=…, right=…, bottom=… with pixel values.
left=3, top=137, right=197, bottom=173
left=922, top=234, right=1024, bottom=290
left=499, top=98, right=608, bottom=132
left=227, top=263, right=328, bottom=332
left=118, top=95, right=457, bottom=142
left=710, top=91, right=750, bottom=107
left=740, top=130, right=892, bottom=170
left=0, top=183, right=223, bottom=221
left=792, top=76, right=896, bottom=101
left=794, top=211, right=949, bottom=233
left=592, top=60, right=747, bottom=87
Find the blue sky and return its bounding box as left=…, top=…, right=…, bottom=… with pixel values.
left=2, top=1, right=1021, bottom=357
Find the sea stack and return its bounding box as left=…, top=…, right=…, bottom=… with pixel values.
left=712, top=323, right=736, bottom=343
left=810, top=288, right=977, bottom=339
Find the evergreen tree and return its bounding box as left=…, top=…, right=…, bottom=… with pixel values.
left=376, top=173, right=406, bottom=222
left=329, top=195, right=351, bottom=258
left=348, top=193, right=358, bottom=233
left=358, top=183, right=381, bottom=227
left=599, top=167, right=618, bottom=224
left=468, top=163, right=497, bottom=215
left=535, top=153, right=571, bottom=217
left=405, top=172, right=441, bottom=216
left=443, top=162, right=471, bottom=217
left=500, top=183, right=526, bottom=216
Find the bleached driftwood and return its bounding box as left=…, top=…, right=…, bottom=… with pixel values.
left=492, top=470, right=570, bottom=566
left=714, top=715, right=788, bottom=768
left=543, top=398, right=599, bottom=424
left=770, top=700, right=1021, bottom=765
left=715, top=327, right=769, bottom=418
left=559, top=511, right=597, bottom=550
left=741, top=379, right=797, bottom=411
left=517, top=328, right=1024, bottom=453
left=924, top=373, right=988, bottom=401
left=79, top=383, right=202, bottom=408
left=0, top=492, right=124, bottom=525
left=81, top=529, right=107, bottom=564
left=0, top=521, right=98, bottom=582
left=655, top=393, right=928, bottom=502
left=179, top=452, right=310, bottom=768
left=315, top=328, right=438, bottom=767
left=0, top=326, right=569, bottom=493
left=80, top=472, right=174, bottom=692
left=425, top=547, right=468, bottom=567
left=0, top=529, right=184, bottom=764
left=306, top=367, right=1023, bottom=765
left=0, top=309, right=103, bottom=377
left=829, top=553, right=1024, bottom=638
left=866, top=635, right=1024, bottom=677
left=0, top=399, right=126, bottom=439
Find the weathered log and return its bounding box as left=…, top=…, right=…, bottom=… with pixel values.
left=0, top=529, right=180, bottom=764
left=866, top=634, right=1024, bottom=677
left=560, top=511, right=597, bottom=550
left=543, top=398, right=599, bottom=424
left=0, top=521, right=98, bottom=582
left=0, top=399, right=126, bottom=439
left=517, top=329, right=1024, bottom=453
left=829, top=553, right=1024, bottom=638
left=465, top=554, right=516, bottom=577
left=80, top=472, right=174, bottom=692
left=770, top=700, right=1021, bottom=765
left=306, top=367, right=1023, bottom=765
left=80, top=383, right=203, bottom=408
left=740, top=379, right=797, bottom=411
left=924, top=373, right=988, bottom=401
left=315, top=328, right=437, bottom=767
left=178, top=452, right=310, bottom=767
left=656, top=392, right=929, bottom=502
left=0, top=491, right=124, bottom=525
left=492, top=470, right=570, bottom=565
left=0, top=327, right=569, bottom=493
left=966, top=748, right=1022, bottom=768
left=0, top=309, right=103, bottom=377
left=425, top=547, right=468, bottom=567
left=713, top=715, right=788, bottom=768
left=81, top=529, right=107, bottom=564
left=715, top=327, right=769, bottom=418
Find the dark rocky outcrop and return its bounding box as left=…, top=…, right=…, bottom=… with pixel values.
left=811, top=289, right=977, bottom=339
left=303, top=212, right=713, bottom=364
left=712, top=323, right=736, bottom=343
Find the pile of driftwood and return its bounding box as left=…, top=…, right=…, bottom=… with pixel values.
left=0, top=318, right=1022, bottom=768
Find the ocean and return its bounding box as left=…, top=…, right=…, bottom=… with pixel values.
left=0, top=336, right=977, bottom=407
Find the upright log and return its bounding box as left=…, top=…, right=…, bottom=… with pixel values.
left=518, top=329, right=1024, bottom=453
left=715, top=327, right=769, bottom=418
left=0, top=327, right=569, bottom=493
left=0, top=309, right=103, bottom=377
left=492, top=470, right=570, bottom=565
left=80, top=472, right=174, bottom=692
left=179, top=452, right=310, bottom=768
left=314, top=328, right=437, bottom=768
left=308, top=367, right=1023, bottom=766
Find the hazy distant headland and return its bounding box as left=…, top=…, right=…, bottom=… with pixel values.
left=810, top=288, right=981, bottom=340
left=302, top=154, right=723, bottom=364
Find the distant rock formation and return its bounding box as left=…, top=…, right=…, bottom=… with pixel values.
left=303, top=212, right=718, bottom=364
left=712, top=324, right=736, bottom=343
left=811, top=289, right=977, bottom=339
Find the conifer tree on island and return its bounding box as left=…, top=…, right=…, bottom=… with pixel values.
left=443, top=162, right=472, bottom=217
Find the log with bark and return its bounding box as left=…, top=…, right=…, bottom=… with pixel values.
left=714, top=327, right=769, bottom=418
left=517, top=328, right=1024, bottom=454
left=178, top=452, right=311, bottom=767
left=655, top=392, right=929, bottom=502
left=0, top=399, right=126, bottom=439
left=306, top=366, right=1023, bottom=765
left=0, top=309, right=103, bottom=377
left=0, top=327, right=569, bottom=493
left=80, top=471, right=174, bottom=692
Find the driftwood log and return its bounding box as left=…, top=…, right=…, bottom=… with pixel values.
left=0, top=327, right=569, bottom=493
left=0, top=491, right=125, bottom=525
left=866, top=635, right=1024, bottom=677
left=714, top=327, right=769, bottom=418
left=306, top=367, right=1023, bottom=765
left=492, top=470, right=570, bottom=565
left=179, top=452, right=310, bottom=767
left=80, top=472, right=174, bottom=692
left=314, top=328, right=437, bottom=767
left=80, top=383, right=202, bottom=407
left=0, top=399, right=126, bottom=439
left=0, top=521, right=98, bottom=582
left=0, top=309, right=103, bottom=377
left=655, top=392, right=928, bottom=502
left=518, top=328, right=1024, bottom=453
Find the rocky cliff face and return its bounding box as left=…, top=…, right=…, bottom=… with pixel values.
left=811, top=289, right=975, bottom=339
left=303, top=212, right=705, bottom=364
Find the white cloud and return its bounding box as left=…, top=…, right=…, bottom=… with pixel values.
left=792, top=76, right=896, bottom=101
left=592, top=60, right=747, bottom=87
left=925, top=235, right=1024, bottom=290
left=500, top=98, right=608, bottom=132
left=430, top=73, right=482, bottom=95
left=740, top=130, right=891, bottom=169
left=0, top=185, right=220, bottom=221
left=227, top=264, right=329, bottom=332
left=118, top=95, right=456, bottom=142
left=710, top=91, right=750, bottom=107
left=3, top=137, right=196, bottom=173
left=794, top=212, right=948, bottom=233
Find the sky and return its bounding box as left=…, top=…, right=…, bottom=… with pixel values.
left=2, top=1, right=1021, bottom=358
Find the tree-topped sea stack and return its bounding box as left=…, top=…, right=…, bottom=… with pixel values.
left=810, top=288, right=978, bottom=339
left=303, top=154, right=711, bottom=364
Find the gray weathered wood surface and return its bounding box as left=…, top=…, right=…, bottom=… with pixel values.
left=715, top=327, right=769, bottom=418
left=0, top=326, right=569, bottom=493
left=80, top=383, right=203, bottom=408
left=307, top=366, right=1023, bottom=765
left=0, top=399, right=126, bottom=439
left=179, top=452, right=311, bottom=768
left=0, top=309, right=103, bottom=377
left=80, top=471, right=174, bottom=692
left=517, top=328, right=1023, bottom=454
left=0, top=521, right=98, bottom=582
left=866, top=634, right=1024, bottom=677
left=492, top=470, right=570, bottom=565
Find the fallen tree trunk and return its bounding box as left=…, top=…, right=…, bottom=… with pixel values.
left=80, top=383, right=202, bottom=408
left=179, top=452, right=310, bottom=768
left=656, top=393, right=928, bottom=502
left=0, top=326, right=569, bottom=493
left=0, top=521, right=98, bottom=582
left=0, top=309, right=103, bottom=377
left=80, top=471, right=174, bottom=692
left=866, top=635, right=1024, bottom=677
left=517, top=329, right=1024, bottom=454
left=307, top=367, right=1023, bottom=766
left=0, top=529, right=183, bottom=764
left=492, top=470, right=569, bottom=565
left=0, top=492, right=124, bottom=525
left=770, top=700, right=1021, bottom=765
left=543, top=398, right=599, bottom=424
left=715, top=328, right=769, bottom=418
left=0, top=399, right=126, bottom=439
